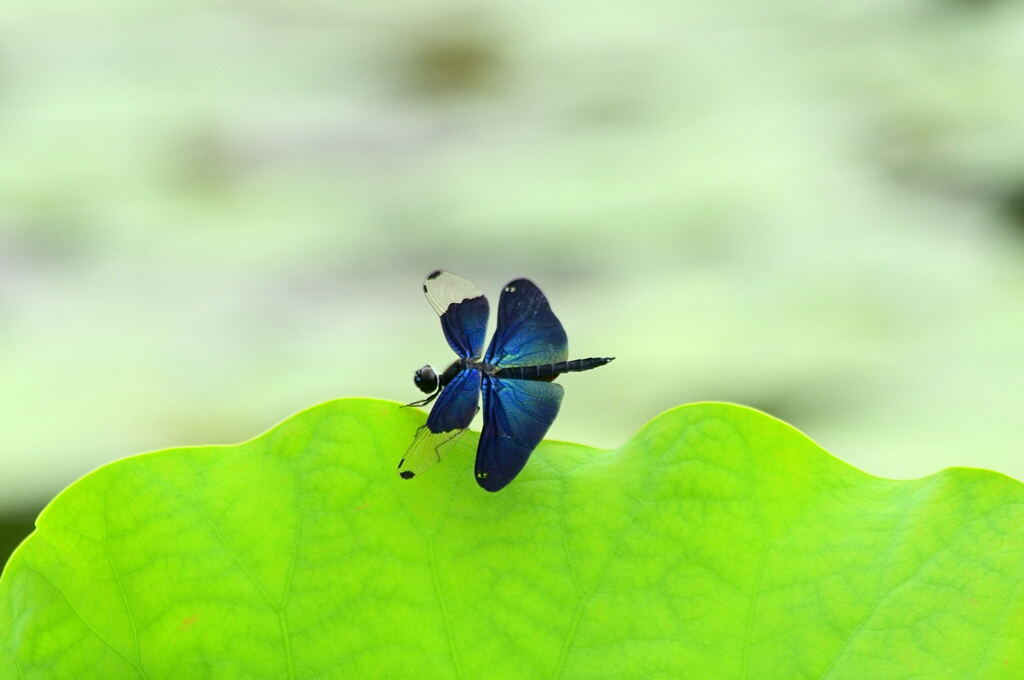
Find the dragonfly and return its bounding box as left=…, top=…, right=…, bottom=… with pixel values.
left=398, top=270, right=613, bottom=492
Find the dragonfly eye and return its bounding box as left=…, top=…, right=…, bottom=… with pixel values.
left=414, top=365, right=438, bottom=394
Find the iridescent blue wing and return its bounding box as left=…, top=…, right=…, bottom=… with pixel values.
left=484, top=278, right=568, bottom=368
left=425, top=368, right=481, bottom=433
left=398, top=368, right=481, bottom=480
left=474, top=375, right=564, bottom=492
left=423, top=270, right=489, bottom=360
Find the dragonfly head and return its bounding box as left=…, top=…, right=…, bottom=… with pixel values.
left=413, top=364, right=438, bottom=394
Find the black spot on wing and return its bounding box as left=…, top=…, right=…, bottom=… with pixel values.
left=400, top=471, right=415, bottom=479
left=427, top=270, right=443, bottom=280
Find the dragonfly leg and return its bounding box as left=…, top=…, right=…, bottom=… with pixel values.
left=403, top=389, right=441, bottom=408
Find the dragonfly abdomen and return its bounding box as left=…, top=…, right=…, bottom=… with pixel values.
left=495, top=357, right=614, bottom=381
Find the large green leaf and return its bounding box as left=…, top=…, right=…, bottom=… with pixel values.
left=1, top=400, right=1021, bottom=679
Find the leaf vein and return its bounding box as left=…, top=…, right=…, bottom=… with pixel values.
left=103, top=483, right=150, bottom=679
left=21, top=563, right=147, bottom=679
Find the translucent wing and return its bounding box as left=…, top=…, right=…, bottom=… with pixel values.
left=397, top=428, right=468, bottom=481
left=484, top=278, right=568, bottom=368
left=474, top=375, right=564, bottom=492
left=398, top=427, right=469, bottom=481
left=423, top=270, right=489, bottom=360
left=398, top=368, right=481, bottom=480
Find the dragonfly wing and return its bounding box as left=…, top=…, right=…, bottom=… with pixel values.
left=398, top=427, right=469, bottom=481
left=484, top=278, right=568, bottom=368
left=423, top=270, right=489, bottom=359
left=398, top=368, right=481, bottom=479
left=425, top=368, right=481, bottom=433
left=475, top=375, right=564, bottom=492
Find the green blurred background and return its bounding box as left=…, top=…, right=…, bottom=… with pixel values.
left=2, top=0, right=1023, bottom=566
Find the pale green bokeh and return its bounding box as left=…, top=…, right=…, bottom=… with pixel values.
left=2, top=0, right=1024, bottom=528
left=2, top=399, right=1021, bottom=678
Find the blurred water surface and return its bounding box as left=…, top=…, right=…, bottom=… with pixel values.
left=2, top=0, right=1024, bottom=561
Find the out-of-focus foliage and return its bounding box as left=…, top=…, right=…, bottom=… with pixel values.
left=2, top=0, right=1023, bottom=561
left=3, top=400, right=1021, bottom=679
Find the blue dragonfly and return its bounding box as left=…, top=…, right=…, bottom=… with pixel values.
left=399, top=270, right=613, bottom=492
